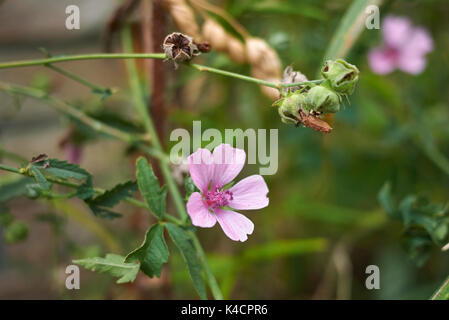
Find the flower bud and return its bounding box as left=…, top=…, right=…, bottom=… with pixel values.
left=321, top=59, right=359, bottom=95
left=273, top=92, right=305, bottom=125
left=304, top=85, right=341, bottom=114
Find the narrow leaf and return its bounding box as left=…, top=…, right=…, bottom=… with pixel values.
left=125, top=223, right=169, bottom=278
left=136, top=157, right=166, bottom=219
left=323, top=0, right=383, bottom=61
left=74, top=253, right=139, bottom=284
left=166, top=223, right=207, bottom=299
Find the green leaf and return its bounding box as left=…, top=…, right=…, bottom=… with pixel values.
left=125, top=223, right=169, bottom=278
left=74, top=253, right=139, bottom=284
left=0, top=177, right=33, bottom=203
left=165, top=223, right=206, bottom=299
left=87, top=181, right=137, bottom=219
left=378, top=182, right=399, bottom=218
left=29, top=166, right=51, bottom=190
left=322, top=0, right=382, bottom=62
left=136, top=157, right=166, bottom=219
left=32, top=158, right=95, bottom=199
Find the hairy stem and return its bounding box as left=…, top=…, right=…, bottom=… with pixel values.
left=431, top=276, right=449, bottom=300
left=0, top=53, right=322, bottom=89
left=0, top=162, right=182, bottom=225
left=121, top=26, right=223, bottom=300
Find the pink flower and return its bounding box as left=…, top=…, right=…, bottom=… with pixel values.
left=368, top=16, right=433, bottom=75
left=186, top=144, right=269, bottom=242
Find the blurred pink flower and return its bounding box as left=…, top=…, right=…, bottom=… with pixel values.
left=368, top=16, right=433, bottom=75
left=186, top=144, right=269, bottom=242
left=66, top=144, right=83, bottom=164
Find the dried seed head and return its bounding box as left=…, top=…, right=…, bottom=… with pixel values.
left=281, top=66, right=309, bottom=94
left=163, top=32, right=200, bottom=64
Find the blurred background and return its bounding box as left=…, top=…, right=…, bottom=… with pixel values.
left=0, top=0, right=448, bottom=299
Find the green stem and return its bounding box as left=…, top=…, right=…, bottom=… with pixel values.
left=0, top=81, right=170, bottom=162
left=0, top=53, right=166, bottom=69
left=0, top=53, right=322, bottom=89
left=188, top=63, right=323, bottom=89
left=121, top=26, right=223, bottom=300
left=121, top=28, right=188, bottom=221
left=191, top=233, right=224, bottom=300
left=46, top=64, right=113, bottom=95
left=0, top=162, right=182, bottom=225
left=431, top=276, right=449, bottom=300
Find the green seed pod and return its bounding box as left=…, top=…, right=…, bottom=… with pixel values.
left=304, top=85, right=341, bottom=114
left=321, top=59, right=359, bottom=95
left=273, top=91, right=305, bottom=125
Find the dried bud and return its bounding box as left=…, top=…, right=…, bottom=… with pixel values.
left=281, top=66, right=308, bottom=94
left=321, top=59, right=359, bottom=95
left=163, top=32, right=200, bottom=64
left=304, top=85, right=341, bottom=115
left=196, top=41, right=211, bottom=53
left=273, top=91, right=305, bottom=125
left=298, top=110, right=333, bottom=133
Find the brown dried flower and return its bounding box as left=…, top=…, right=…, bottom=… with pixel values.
left=163, top=32, right=200, bottom=63
left=298, top=110, right=333, bottom=133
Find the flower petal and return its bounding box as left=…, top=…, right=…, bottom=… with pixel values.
left=368, top=47, right=396, bottom=75
left=229, top=175, right=269, bottom=210
left=188, top=148, right=213, bottom=193
left=397, top=52, right=427, bottom=75
left=211, top=144, right=246, bottom=188
left=186, top=192, right=216, bottom=228
left=403, top=27, right=433, bottom=55
left=214, top=208, right=254, bottom=242
left=383, top=15, right=412, bottom=49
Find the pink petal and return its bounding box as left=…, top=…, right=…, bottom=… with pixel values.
left=188, top=148, right=214, bottom=193
left=229, top=175, right=269, bottom=210
left=186, top=192, right=217, bottom=228
left=211, top=144, right=246, bottom=188
left=397, top=52, right=427, bottom=74
left=402, top=27, right=433, bottom=55
left=383, top=16, right=412, bottom=49
left=214, top=208, right=254, bottom=242
left=368, top=47, right=397, bottom=75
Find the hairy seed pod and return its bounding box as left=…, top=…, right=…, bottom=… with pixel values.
left=273, top=91, right=305, bottom=125
left=304, top=84, right=341, bottom=115
left=321, top=59, right=359, bottom=95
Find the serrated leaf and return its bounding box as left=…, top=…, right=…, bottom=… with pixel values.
left=136, top=157, right=166, bottom=219
left=74, top=253, right=139, bottom=284
left=45, top=159, right=90, bottom=180
left=166, top=223, right=206, bottom=300
left=86, top=180, right=137, bottom=219
left=30, top=166, right=51, bottom=190
left=89, top=181, right=137, bottom=208
left=125, top=223, right=169, bottom=278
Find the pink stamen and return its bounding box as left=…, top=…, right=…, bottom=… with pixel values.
left=205, top=185, right=233, bottom=209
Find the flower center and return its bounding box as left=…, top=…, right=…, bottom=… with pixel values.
left=205, top=186, right=233, bottom=209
